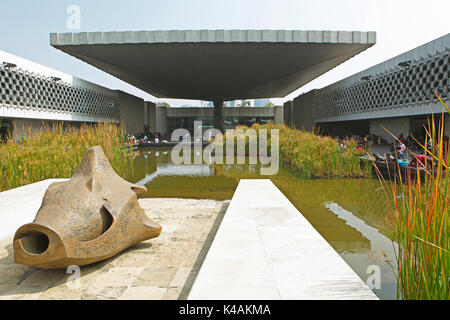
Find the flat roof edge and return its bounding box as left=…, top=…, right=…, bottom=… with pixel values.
left=50, top=30, right=376, bottom=46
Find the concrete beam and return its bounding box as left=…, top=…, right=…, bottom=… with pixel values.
left=50, top=30, right=376, bottom=101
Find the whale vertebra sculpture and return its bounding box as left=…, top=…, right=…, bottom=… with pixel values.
left=13, top=146, right=162, bottom=269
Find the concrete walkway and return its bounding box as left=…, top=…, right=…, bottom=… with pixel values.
left=188, top=179, right=378, bottom=300
left=0, top=198, right=227, bottom=300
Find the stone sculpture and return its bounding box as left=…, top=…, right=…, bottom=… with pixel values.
left=13, top=146, right=162, bottom=269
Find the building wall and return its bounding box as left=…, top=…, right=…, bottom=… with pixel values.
left=283, top=101, right=293, bottom=127
left=117, top=91, right=144, bottom=134
left=156, top=106, right=168, bottom=135
left=11, top=118, right=49, bottom=141
left=293, top=90, right=315, bottom=131
left=0, top=50, right=120, bottom=124
left=446, top=115, right=450, bottom=137
left=10, top=118, right=88, bottom=141
left=146, top=101, right=156, bottom=133
left=165, top=106, right=275, bottom=135
left=369, top=117, right=410, bottom=143
left=143, top=102, right=149, bottom=131
left=313, top=33, right=449, bottom=124
left=143, top=102, right=167, bottom=135
left=166, top=107, right=274, bottom=118
left=285, top=34, right=450, bottom=139
left=167, top=107, right=213, bottom=118
left=274, top=106, right=284, bottom=124
left=1, top=49, right=155, bottom=137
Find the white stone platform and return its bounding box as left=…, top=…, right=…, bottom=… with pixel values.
left=188, top=179, right=378, bottom=300
left=0, top=197, right=226, bottom=300
left=0, top=179, right=69, bottom=240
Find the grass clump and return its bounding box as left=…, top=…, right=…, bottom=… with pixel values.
left=222, top=123, right=371, bottom=179
left=384, top=94, right=449, bottom=299
left=0, top=122, right=130, bottom=192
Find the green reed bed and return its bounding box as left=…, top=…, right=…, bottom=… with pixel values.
left=222, top=123, right=371, bottom=179
left=0, top=122, right=130, bottom=192
left=386, top=95, right=449, bottom=299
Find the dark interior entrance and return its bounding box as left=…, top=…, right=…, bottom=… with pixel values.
left=410, top=115, right=446, bottom=142
left=0, top=118, right=12, bottom=142
left=317, top=120, right=370, bottom=137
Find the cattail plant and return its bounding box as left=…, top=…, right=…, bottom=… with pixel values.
left=0, top=122, right=130, bottom=192
left=221, top=123, right=371, bottom=179
left=381, top=93, right=449, bottom=299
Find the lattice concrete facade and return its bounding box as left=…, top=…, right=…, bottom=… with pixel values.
left=312, top=33, right=450, bottom=123
left=0, top=65, right=120, bottom=123
left=0, top=50, right=121, bottom=125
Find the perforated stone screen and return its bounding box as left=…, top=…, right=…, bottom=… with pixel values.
left=0, top=64, right=120, bottom=122
left=313, top=50, right=449, bottom=119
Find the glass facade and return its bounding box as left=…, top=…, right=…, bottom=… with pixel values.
left=167, top=117, right=214, bottom=136
left=224, top=116, right=273, bottom=129
left=167, top=116, right=273, bottom=135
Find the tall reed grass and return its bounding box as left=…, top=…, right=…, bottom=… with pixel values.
left=0, top=122, right=130, bottom=192
left=383, top=94, right=449, bottom=299
left=222, top=123, right=371, bottom=179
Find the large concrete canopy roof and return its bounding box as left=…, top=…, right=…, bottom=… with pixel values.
left=50, top=30, right=376, bottom=101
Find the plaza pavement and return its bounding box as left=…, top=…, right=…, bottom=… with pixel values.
left=0, top=198, right=228, bottom=300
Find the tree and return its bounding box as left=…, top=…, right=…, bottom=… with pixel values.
left=263, top=102, right=275, bottom=108
left=239, top=100, right=251, bottom=107
left=156, top=102, right=171, bottom=108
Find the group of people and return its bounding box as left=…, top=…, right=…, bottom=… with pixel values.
left=337, top=134, right=387, bottom=147
left=127, top=150, right=170, bottom=160
left=396, top=134, right=423, bottom=152
left=336, top=134, right=387, bottom=152
left=336, top=132, right=450, bottom=169
left=383, top=133, right=450, bottom=168
left=385, top=134, right=420, bottom=161
left=391, top=133, right=448, bottom=155
left=127, top=132, right=168, bottom=145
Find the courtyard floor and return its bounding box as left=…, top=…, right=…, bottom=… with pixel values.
left=0, top=198, right=228, bottom=300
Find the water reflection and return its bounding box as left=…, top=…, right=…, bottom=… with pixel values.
left=122, top=147, right=398, bottom=299
left=324, top=202, right=397, bottom=300
left=135, top=164, right=213, bottom=186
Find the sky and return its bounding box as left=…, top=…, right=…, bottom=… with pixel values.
left=0, top=0, right=448, bottom=106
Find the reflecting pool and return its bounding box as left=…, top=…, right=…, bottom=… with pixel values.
left=122, top=147, right=398, bottom=300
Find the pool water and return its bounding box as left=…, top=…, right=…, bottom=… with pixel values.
left=122, top=146, right=398, bottom=300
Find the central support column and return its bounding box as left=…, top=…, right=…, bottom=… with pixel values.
left=213, top=99, right=224, bottom=133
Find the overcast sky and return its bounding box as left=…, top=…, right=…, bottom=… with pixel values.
left=0, top=0, right=448, bottom=106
